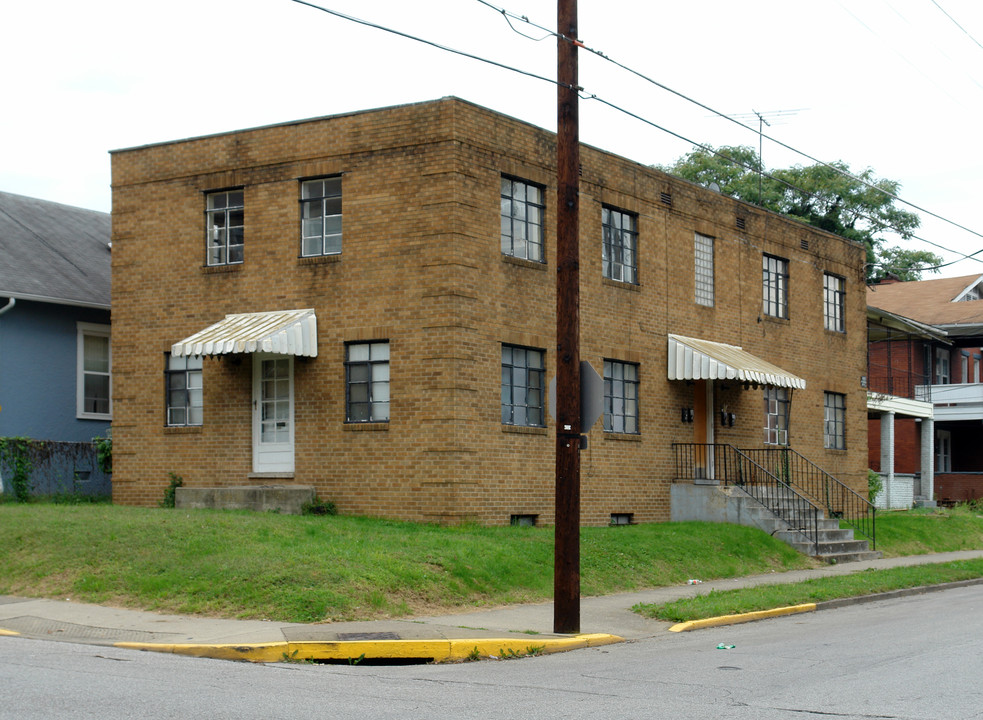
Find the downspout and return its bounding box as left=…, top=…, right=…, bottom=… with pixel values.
left=0, top=297, right=13, bottom=494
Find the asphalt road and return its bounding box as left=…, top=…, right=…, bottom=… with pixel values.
left=3, top=585, right=980, bottom=719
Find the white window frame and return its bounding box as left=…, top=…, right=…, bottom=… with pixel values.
left=300, top=177, right=342, bottom=257
left=823, top=273, right=845, bottom=333
left=823, top=391, right=846, bottom=450
left=205, top=189, right=244, bottom=266
left=935, top=348, right=950, bottom=385
left=694, top=233, right=714, bottom=307
left=763, top=386, right=789, bottom=446
left=76, top=322, right=112, bottom=420
left=936, top=429, right=952, bottom=473
left=500, top=176, right=545, bottom=263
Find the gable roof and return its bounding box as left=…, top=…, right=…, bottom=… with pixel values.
left=867, top=274, right=983, bottom=330
left=0, top=191, right=111, bottom=308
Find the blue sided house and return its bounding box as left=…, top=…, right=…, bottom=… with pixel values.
left=0, top=191, right=112, bottom=497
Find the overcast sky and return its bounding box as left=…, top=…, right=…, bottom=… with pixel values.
left=4, top=0, right=982, bottom=278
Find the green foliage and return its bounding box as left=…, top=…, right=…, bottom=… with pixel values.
left=465, top=646, right=482, bottom=662
left=636, top=558, right=983, bottom=623
left=661, top=145, right=941, bottom=281
left=301, top=495, right=337, bottom=516
left=92, top=432, right=112, bottom=475
left=0, top=437, right=35, bottom=502
left=868, top=469, right=883, bottom=504
left=159, top=473, right=183, bottom=508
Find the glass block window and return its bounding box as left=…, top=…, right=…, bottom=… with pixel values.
left=694, top=233, right=714, bottom=306
left=301, top=177, right=342, bottom=257
left=500, top=177, right=545, bottom=263
left=501, top=344, right=545, bottom=427
left=823, top=391, right=846, bottom=450
left=346, top=342, right=390, bottom=422
left=166, top=354, right=203, bottom=426
left=602, top=206, right=638, bottom=284
left=603, top=360, right=639, bottom=434
left=206, top=190, right=244, bottom=266
left=762, top=254, right=789, bottom=319
left=824, top=273, right=845, bottom=332
left=763, top=386, right=789, bottom=445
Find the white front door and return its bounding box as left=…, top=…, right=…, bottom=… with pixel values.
left=252, top=354, right=294, bottom=474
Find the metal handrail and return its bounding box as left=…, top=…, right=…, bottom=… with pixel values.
left=740, top=447, right=876, bottom=550
left=672, top=443, right=820, bottom=555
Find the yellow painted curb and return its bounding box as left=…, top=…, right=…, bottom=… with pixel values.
left=115, top=633, right=623, bottom=663
left=0, top=628, right=21, bottom=637
left=668, top=603, right=817, bottom=632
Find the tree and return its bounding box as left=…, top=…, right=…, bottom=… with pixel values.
left=660, top=145, right=941, bottom=281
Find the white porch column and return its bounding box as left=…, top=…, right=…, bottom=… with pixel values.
left=880, top=411, right=895, bottom=508
left=920, top=416, right=936, bottom=506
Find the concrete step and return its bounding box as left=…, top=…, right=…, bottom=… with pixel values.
left=175, top=485, right=315, bottom=515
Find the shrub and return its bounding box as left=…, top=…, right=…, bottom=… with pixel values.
left=868, top=468, right=883, bottom=505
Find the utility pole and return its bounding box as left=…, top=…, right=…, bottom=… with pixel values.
left=554, top=0, right=581, bottom=635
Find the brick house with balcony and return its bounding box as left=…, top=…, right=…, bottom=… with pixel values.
left=110, top=97, right=868, bottom=527
left=868, top=274, right=983, bottom=504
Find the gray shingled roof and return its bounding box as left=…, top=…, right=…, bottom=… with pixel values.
left=0, top=191, right=111, bottom=308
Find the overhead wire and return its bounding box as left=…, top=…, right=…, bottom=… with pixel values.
left=290, top=0, right=983, bottom=271
left=476, top=0, right=983, bottom=251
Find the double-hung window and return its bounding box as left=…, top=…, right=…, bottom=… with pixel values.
left=694, top=233, right=714, bottom=306
left=301, top=177, right=342, bottom=257
left=346, top=342, right=390, bottom=422
left=602, top=206, right=638, bottom=284
left=206, top=190, right=244, bottom=266
left=603, top=360, right=639, bottom=434
left=77, top=322, right=111, bottom=419
left=823, top=273, right=845, bottom=332
left=762, top=254, right=789, bottom=319
left=166, top=354, right=203, bottom=426
left=823, top=392, right=846, bottom=450
left=763, top=386, right=789, bottom=445
left=500, top=177, right=545, bottom=262
left=935, top=348, right=950, bottom=385
left=501, top=344, right=545, bottom=427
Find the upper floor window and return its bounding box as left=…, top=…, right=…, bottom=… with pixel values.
left=500, top=177, right=544, bottom=263
left=77, top=322, right=111, bottom=420
left=935, top=348, right=950, bottom=385
left=602, top=206, right=638, bottom=284
left=301, top=177, right=342, bottom=257
left=166, top=354, right=203, bottom=427
left=694, top=233, right=714, bottom=306
left=823, top=391, right=846, bottom=450
left=345, top=342, right=390, bottom=423
left=206, top=190, right=244, bottom=266
left=603, top=360, right=639, bottom=434
left=501, top=344, right=545, bottom=427
left=823, top=273, right=845, bottom=332
left=763, top=386, right=789, bottom=446
left=762, top=254, right=789, bottom=319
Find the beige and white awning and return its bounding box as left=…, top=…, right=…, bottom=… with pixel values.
left=667, top=334, right=805, bottom=389
left=172, top=309, right=317, bottom=357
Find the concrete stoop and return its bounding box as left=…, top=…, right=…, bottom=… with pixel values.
left=670, top=482, right=881, bottom=564
left=175, top=485, right=315, bottom=515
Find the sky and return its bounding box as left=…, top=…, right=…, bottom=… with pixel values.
left=4, top=0, right=982, bottom=278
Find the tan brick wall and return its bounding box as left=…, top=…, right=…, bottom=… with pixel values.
left=110, top=98, right=868, bottom=524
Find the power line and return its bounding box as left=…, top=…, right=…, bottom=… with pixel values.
left=475, top=0, right=983, bottom=249
left=931, top=0, right=983, bottom=53
left=291, top=0, right=982, bottom=270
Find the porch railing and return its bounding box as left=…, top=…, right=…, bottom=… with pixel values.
left=673, top=443, right=820, bottom=554
left=740, top=447, right=876, bottom=549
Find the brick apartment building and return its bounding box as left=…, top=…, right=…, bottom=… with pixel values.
left=109, top=97, right=868, bottom=525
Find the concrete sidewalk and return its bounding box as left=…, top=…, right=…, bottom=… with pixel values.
left=2, top=549, right=982, bottom=663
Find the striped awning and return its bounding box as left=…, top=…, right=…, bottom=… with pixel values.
left=667, top=334, right=805, bottom=389
left=172, top=309, right=317, bottom=357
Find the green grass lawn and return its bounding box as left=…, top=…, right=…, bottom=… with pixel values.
left=0, top=501, right=980, bottom=624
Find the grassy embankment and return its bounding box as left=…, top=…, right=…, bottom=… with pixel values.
left=1, top=502, right=981, bottom=624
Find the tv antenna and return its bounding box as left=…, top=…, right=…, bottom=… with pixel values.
left=728, top=108, right=806, bottom=204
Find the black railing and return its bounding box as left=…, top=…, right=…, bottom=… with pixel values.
left=673, top=443, right=820, bottom=554
left=740, top=447, right=876, bottom=549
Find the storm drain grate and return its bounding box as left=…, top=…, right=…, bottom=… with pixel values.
left=336, top=632, right=401, bottom=641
